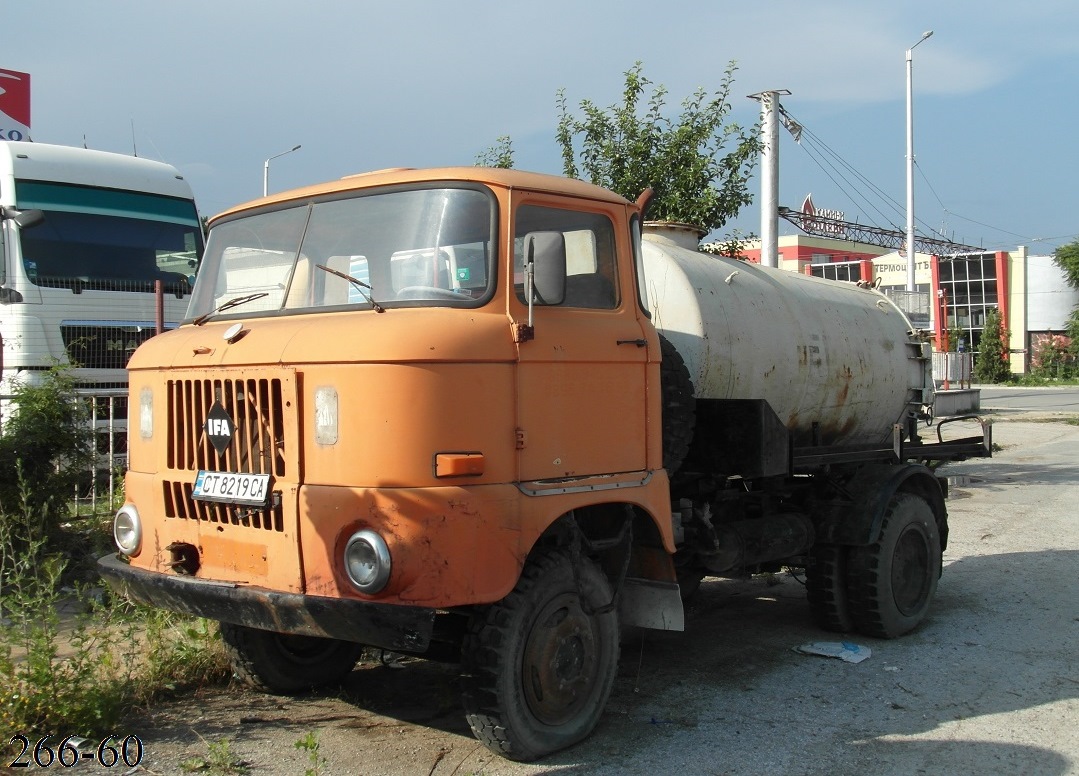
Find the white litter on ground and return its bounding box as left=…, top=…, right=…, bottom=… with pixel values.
left=794, top=641, right=872, bottom=663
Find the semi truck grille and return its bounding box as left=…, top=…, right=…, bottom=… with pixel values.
left=61, top=324, right=159, bottom=370
left=166, top=376, right=289, bottom=476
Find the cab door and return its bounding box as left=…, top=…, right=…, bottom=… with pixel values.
left=511, top=197, right=650, bottom=482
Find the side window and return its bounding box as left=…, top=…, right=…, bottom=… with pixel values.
left=514, top=205, right=618, bottom=310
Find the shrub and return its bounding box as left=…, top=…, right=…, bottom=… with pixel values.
left=0, top=368, right=94, bottom=556
left=974, top=308, right=1011, bottom=383
left=1030, top=333, right=1076, bottom=379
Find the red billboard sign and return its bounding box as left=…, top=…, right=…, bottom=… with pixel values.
left=0, top=69, right=31, bottom=140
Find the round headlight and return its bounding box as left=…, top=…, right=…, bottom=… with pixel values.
left=344, top=529, right=391, bottom=594
left=113, top=504, right=142, bottom=556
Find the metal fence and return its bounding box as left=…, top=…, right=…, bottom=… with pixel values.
left=77, top=388, right=128, bottom=517
left=932, top=351, right=974, bottom=390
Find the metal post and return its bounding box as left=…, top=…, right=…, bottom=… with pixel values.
left=155, top=279, right=164, bottom=335
left=938, top=287, right=949, bottom=390
left=906, top=31, right=933, bottom=292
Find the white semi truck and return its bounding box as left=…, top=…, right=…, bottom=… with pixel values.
left=0, top=141, right=203, bottom=395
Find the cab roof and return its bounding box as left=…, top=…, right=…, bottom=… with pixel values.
left=211, top=166, right=633, bottom=225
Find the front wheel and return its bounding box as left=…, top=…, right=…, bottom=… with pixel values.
left=219, top=623, right=364, bottom=693
left=845, top=493, right=941, bottom=639
left=461, top=548, right=620, bottom=761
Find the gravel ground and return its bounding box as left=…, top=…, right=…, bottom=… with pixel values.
left=16, top=417, right=1077, bottom=776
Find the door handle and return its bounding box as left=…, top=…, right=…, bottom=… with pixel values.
left=617, top=339, right=648, bottom=347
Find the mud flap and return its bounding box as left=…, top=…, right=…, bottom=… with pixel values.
left=618, top=577, right=684, bottom=630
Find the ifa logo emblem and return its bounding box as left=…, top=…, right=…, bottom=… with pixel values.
left=205, top=402, right=234, bottom=455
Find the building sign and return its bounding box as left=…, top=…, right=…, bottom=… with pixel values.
left=0, top=68, right=31, bottom=140
left=800, top=194, right=847, bottom=239
left=872, top=256, right=931, bottom=288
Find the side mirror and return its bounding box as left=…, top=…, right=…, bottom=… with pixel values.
left=0, top=206, right=45, bottom=230
left=524, top=231, right=565, bottom=306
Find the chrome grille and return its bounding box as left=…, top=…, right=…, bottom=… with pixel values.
left=62, top=324, right=160, bottom=370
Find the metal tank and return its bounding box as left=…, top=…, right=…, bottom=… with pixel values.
left=641, top=232, right=933, bottom=447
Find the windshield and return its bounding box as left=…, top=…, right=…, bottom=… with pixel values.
left=15, top=183, right=203, bottom=295
left=187, top=186, right=495, bottom=320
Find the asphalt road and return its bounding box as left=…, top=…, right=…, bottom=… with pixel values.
left=978, top=385, right=1079, bottom=415
left=112, top=417, right=1079, bottom=776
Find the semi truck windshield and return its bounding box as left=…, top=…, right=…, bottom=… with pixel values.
left=15, top=182, right=202, bottom=295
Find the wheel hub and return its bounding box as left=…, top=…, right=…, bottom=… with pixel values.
left=892, top=524, right=931, bottom=616
left=522, top=593, right=598, bottom=725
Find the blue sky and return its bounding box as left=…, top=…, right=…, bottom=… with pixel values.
left=5, top=0, right=1078, bottom=253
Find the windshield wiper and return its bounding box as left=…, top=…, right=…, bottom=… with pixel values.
left=316, top=264, right=385, bottom=313
left=192, top=292, right=269, bottom=326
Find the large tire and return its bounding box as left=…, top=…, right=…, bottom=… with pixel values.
left=806, top=543, right=854, bottom=633
left=658, top=334, right=695, bottom=475
left=845, top=493, right=941, bottom=639
left=219, top=623, right=363, bottom=693
left=461, top=549, right=620, bottom=761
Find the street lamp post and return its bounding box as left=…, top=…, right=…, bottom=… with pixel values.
left=905, top=30, right=933, bottom=292
left=263, top=144, right=301, bottom=197
left=938, top=287, right=950, bottom=389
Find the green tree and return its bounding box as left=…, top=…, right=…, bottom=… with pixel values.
left=1052, top=239, right=1079, bottom=287
left=1052, top=239, right=1079, bottom=355
left=555, top=61, right=760, bottom=235
left=475, top=136, right=514, bottom=169
left=974, top=308, right=1011, bottom=383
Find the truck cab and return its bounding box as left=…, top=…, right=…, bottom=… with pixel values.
left=101, top=167, right=681, bottom=760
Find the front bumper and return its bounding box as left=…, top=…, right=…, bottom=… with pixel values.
left=98, top=553, right=435, bottom=652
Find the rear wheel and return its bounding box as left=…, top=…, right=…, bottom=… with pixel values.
left=220, top=623, right=363, bottom=693
left=461, top=549, right=620, bottom=761
left=845, top=493, right=941, bottom=639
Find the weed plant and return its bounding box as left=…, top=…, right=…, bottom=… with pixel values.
left=295, top=731, right=327, bottom=776
left=1, top=489, right=231, bottom=736
left=0, top=480, right=137, bottom=735
left=181, top=737, right=251, bottom=775
left=1, top=368, right=231, bottom=741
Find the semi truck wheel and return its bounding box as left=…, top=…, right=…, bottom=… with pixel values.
left=845, top=493, right=941, bottom=639
left=461, top=548, right=620, bottom=761
left=806, top=543, right=855, bottom=633
left=219, top=622, right=363, bottom=693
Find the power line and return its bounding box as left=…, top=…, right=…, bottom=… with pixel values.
left=777, top=105, right=1075, bottom=253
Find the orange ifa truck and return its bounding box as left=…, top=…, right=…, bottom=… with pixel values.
left=99, top=167, right=990, bottom=760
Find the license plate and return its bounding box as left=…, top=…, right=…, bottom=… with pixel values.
left=192, top=471, right=270, bottom=505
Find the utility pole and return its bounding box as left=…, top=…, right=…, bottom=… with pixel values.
left=906, top=30, right=933, bottom=291
left=749, top=90, right=790, bottom=268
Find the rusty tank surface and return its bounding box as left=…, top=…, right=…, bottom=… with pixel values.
left=641, top=231, right=932, bottom=447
